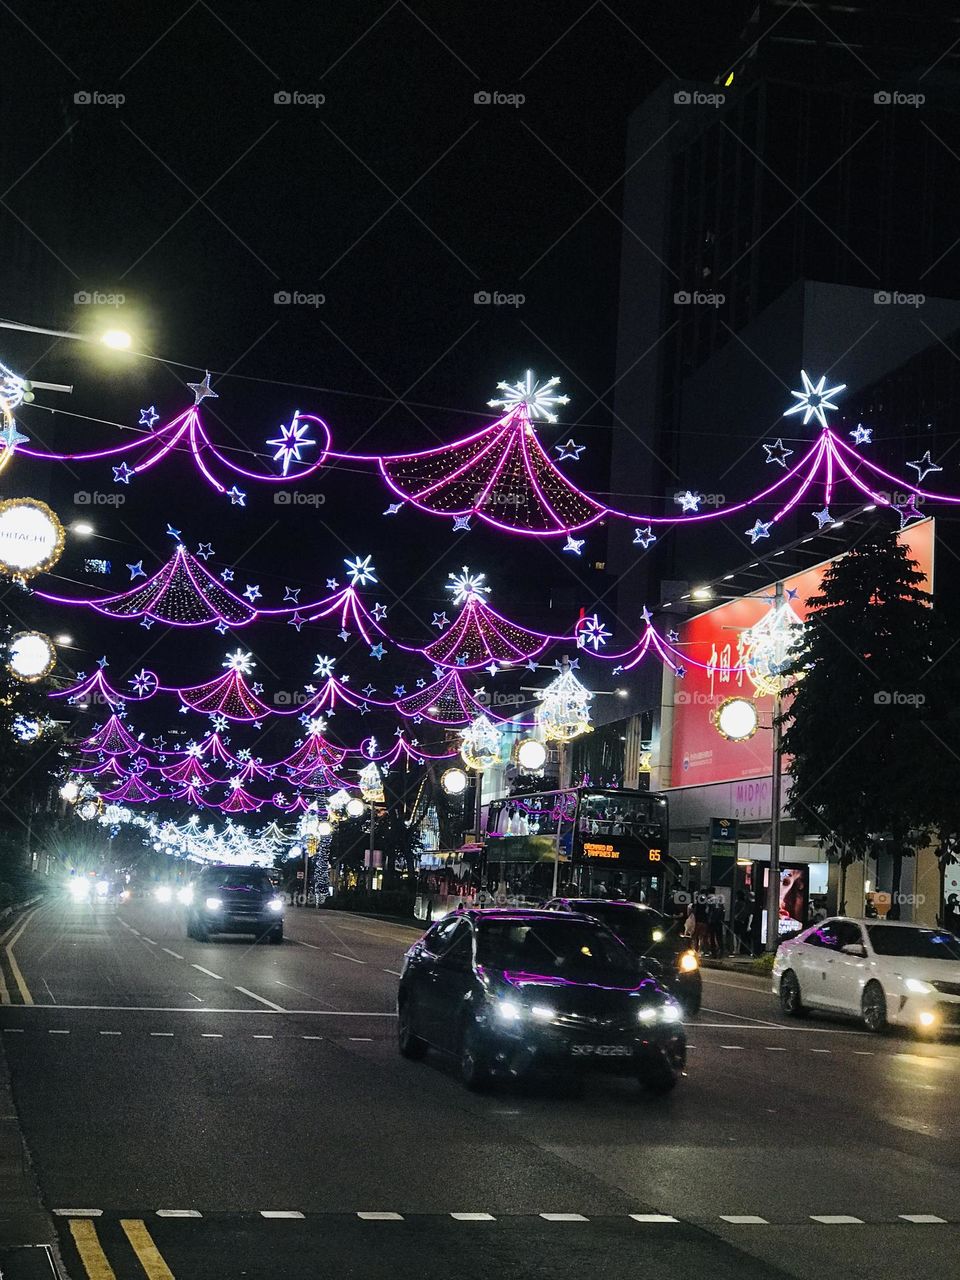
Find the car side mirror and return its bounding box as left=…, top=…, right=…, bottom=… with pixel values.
left=841, top=943, right=866, bottom=958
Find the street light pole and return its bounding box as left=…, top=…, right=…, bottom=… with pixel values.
left=767, top=579, right=784, bottom=953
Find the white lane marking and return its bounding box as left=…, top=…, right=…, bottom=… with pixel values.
left=3, top=1004, right=397, bottom=1015
left=853, top=1051, right=874, bottom=1056
left=128, top=929, right=141, bottom=936
left=349, top=1037, right=373, bottom=1042
left=541, top=1213, right=588, bottom=1222
left=702, top=975, right=771, bottom=993
left=765, top=1046, right=787, bottom=1052
left=150, top=1032, right=174, bottom=1037
left=54, top=1209, right=101, bottom=1217
left=162, top=948, right=184, bottom=960
left=302, top=1035, right=323, bottom=1040
left=629, top=1214, right=677, bottom=1224
left=720, top=1045, right=743, bottom=1050
left=383, top=969, right=402, bottom=977
left=810, top=1049, right=831, bottom=1054
left=2, top=1028, right=24, bottom=1033
left=157, top=1210, right=202, bottom=1218
left=332, top=952, right=365, bottom=965
left=900, top=1215, right=947, bottom=1224
left=701, top=1006, right=807, bottom=1030
left=451, top=1213, right=495, bottom=1221
left=252, top=1035, right=273, bottom=1040
left=692, top=1023, right=867, bottom=1036
left=720, top=1215, right=768, bottom=1224
left=260, top=1211, right=305, bottom=1219
left=295, top=940, right=321, bottom=950
left=142, top=937, right=157, bottom=945
left=48, top=1030, right=69, bottom=1035
left=201, top=1033, right=222, bottom=1038
left=99, top=1031, right=121, bottom=1036
left=357, top=1212, right=403, bottom=1220
left=235, top=985, right=285, bottom=1012
left=191, top=964, right=223, bottom=980
left=810, top=1215, right=864, bottom=1225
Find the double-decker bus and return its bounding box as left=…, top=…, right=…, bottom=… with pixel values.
left=482, top=786, right=676, bottom=909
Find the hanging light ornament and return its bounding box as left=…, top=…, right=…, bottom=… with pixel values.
left=358, top=760, right=384, bottom=803
left=535, top=667, right=593, bottom=742
left=742, top=599, right=805, bottom=697
left=459, top=714, right=502, bottom=771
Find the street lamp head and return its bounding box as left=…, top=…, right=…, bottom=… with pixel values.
left=100, top=329, right=133, bottom=350
left=441, top=767, right=468, bottom=796
left=345, top=797, right=365, bottom=818
left=71, top=521, right=95, bottom=537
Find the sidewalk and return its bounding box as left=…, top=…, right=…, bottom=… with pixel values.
left=0, top=1026, right=55, bottom=1253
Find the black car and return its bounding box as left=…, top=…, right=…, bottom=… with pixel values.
left=546, top=898, right=702, bottom=1015
left=186, top=865, right=284, bottom=943
left=397, top=908, right=686, bottom=1093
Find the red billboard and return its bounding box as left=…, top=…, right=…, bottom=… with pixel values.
left=668, top=519, right=935, bottom=790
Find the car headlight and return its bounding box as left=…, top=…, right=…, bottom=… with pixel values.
left=905, top=978, right=934, bottom=995
left=530, top=1004, right=555, bottom=1021
left=639, top=1002, right=682, bottom=1025
left=177, top=886, right=193, bottom=905
left=678, top=949, right=699, bottom=973
left=651, top=928, right=665, bottom=943
left=68, top=879, right=89, bottom=900
left=205, top=896, right=223, bottom=911
left=155, top=886, right=172, bottom=903
left=268, top=897, right=284, bottom=913
left=495, top=998, right=524, bottom=1022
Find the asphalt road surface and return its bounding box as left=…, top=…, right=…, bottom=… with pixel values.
left=1, top=896, right=959, bottom=1279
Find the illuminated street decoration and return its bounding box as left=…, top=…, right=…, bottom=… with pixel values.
left=742, top=599, right=805, bottom=697
left=0, top=498, right=65, bottom=580
left=459, top=714, right=502, bottom=771
left=535, top=667, right=593, bottom=743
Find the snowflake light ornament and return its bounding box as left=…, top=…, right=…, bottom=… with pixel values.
left=313, top=654, right=336, bottom=678
left=577, top=614, right=612, bottom=651
left=267, top=410, right=316, bottom=476
left=222, top=649, right=255, bottom=675
left=446, top=567, right=491, bottom=606
left=783, top=370, right=845, bottom=429
left=487, top=370, right=570, bottom=424
left=344, top=554, right=377, bottom=587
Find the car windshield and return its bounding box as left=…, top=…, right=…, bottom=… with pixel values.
left=867, top=926, right=960, bottom=960
left=574, top=903, right=669, bottom=950
left=204, top=869, right=271, bottom=893
left=476, top=917, right=639, bottom=981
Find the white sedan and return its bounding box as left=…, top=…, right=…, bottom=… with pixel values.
left=773, top=917, right=960, bottom=1034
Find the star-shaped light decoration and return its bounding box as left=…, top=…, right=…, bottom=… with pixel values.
left=252, top=682, right=264, bottom=695
left=488, top=371, right=570, bottom=424
left=675, top=490, right=702, bottom=512
left=314, top=654, right=336, bottom=678
left=813, top=507, right=834, bottom=529
left=196, top=542, right=215, bottom=560
left=288, top=613, right=305, bottom=631
left=223, top=649, right=255, bottom=675
left=431, top=612, right=449, bottom=629
left=166, top=523, right=181, bottom=540
left=211, top=714, right=229, bottom=733
left=447, top=567, right=490, bottom=605
left=139, top=405, right=160, bottom=428
left=140, top=618, right=154, bottom=630
left=226, top=486, right=246, bottom=506
left=783, top=370, right=845, bottom=429
left=383, top=502, right=403, bottom=516
left=485, top=662, right=499, bottom=678
left=746, top=519, right=772, bottom=543
left=452, top=515, right=472, bottom=532
left=633, top=526, right=657, bottom=549
left=345, top=554, right=377, bottom=587
left=306, top=716, right=328, bottom=735
left=0, top=419, right=29, bottom=450
left=97, top=655, right=109, bottom=669
left=362, top=684, right=376, bottom=698
left=906, top=451, right=942, bottom=484
left=850, top=424, right=872, bottom=446
left=127, top=560, right=146, bottom=580
left=555, top=438, right=585, bottom=461
left=394, top=684, right=406, bottom=697
left=283, top=587, right=300, bottom=603
left=112, top=461, right=135, bottom=484
left=563, top=536, right=585, bottom=555
left=667, top=629, right=680, bottom=643
left=243, top=584, right=262, bottom=603
left=371, top=602, right=388, bottom=622
left=187, top=371, right=218, bottom=405
left=130, top=669, right=156, bottom=696
left=896, top=496, right=924, bottom=527
left=338, top=628, right=350, bottom=642
left=369, top=643, right=386, bottom=661
left=674, top=665, right=686, bottom=680
left=221, top=569, right=234, bottom=582
left=215, top=621, right=229, bottom=636
left=577, top=614, right=612, bottom=651
left=640, top=606, right=653, bottom=625
left=763, top=439, right=794, bottom=468
left=267, top=410, right=316, bottom=476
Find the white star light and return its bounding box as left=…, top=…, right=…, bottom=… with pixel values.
left=187, top=371, right=218, bottom=405
left=306, top=716, right=327, bottom=735
left=633, top=526, right=657, bottom=549
left=344, top=554, right=377, bottom=587
left=578, top=614, right=612, bottom=651
left=813, top=507, right=834, bottom=529
left=850, top=424, right=872, bottom=446
left=746, top=519, right=772, bottom=544
left=563, top=536, right=585, bottom=555
left=675, top=490, right=702, bottom=512
left=555, top=438, right=585, bottom=461
left=783, top=370, right=845, bottom=429
left=907, top=451, right=942, bottom=483
left=267, top=410, right=316, bottom=476
left=222, top=649, right=255, bottom=675
left=487, top=370, right=570, bottom=424
left=313, top=654, right=336, bottom=678
left=446, top=567, right=491, bottom=606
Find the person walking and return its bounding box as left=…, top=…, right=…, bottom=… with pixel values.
left=733, top=890, right=753, bottom=956
left=692, top=891, right=711, bottom=953
left=707, top=888, right=725, bottom=958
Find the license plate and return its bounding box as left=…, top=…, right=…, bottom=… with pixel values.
left=570, top=1044, right=633, bottom=1057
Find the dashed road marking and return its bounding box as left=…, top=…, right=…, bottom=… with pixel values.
left=161, top=949, right=183, bottom=960
left=201, top=1033, right=222, bottom=1038
left=451, top=1212, right=495, bottom=1221
left=295, top=940, right=321, bottom=949
left=150, top=1032, right=174, bottom=1037
left=48, top=1029, right=69, bottom=1035
left=236, top=985, right=285, bottom=1011
left=332, top=952, right=365, bottom=964
left=99, top=1031, right=121, bottom=1036
left=720, top=1215, right=768, bottom=1224
left=2, top=1027, right=24, bottom=1033
left=810, top=1048, right=831, bottom=1054
left=349, top=1036, right=373, bottom=1042
left=191, top=964, right=223, bottom=980
left=357, top=1212, right=403, bottom=1220
left=302, top=1035, right=323, bottom=1040
left=630, top=1214, right=677, bottom=1224
left=900, top=1214, right=947, bottom=1223
left=156, top=1209, right=201, bottom=1218
left=383, top=968, right=402, bottom=976
left=141, top=938, right=157, bottom=946
left=764, top=1046, right=787, bottom=1051
left=261, top=1211, right=305, bottom=1219
left=541, top=1213, right=588, bottom=1222
left=720, top=1045, right=743, bottom=1050
left=253, top=1034, right=274, bottom=1039
left=810, top=1215, right=864, bottom=1224
left=55, top=1209, right=102, bottom=1216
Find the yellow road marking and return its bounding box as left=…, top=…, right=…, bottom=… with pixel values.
left=4, top=905, right=41, bottom=1005
left=69, top=1219, right=116, bottom=1280
left=121, top=1218, right=176, bottom=1279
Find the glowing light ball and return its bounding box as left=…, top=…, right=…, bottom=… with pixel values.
left=8, top=631, right=56, bottom=682
left=0, top=498, right=65, bottom=579
left=713, top=697, right=760, bottom=742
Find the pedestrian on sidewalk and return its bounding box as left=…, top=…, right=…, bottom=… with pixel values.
left=707, top=888, right=725, bottom=958
left=692, top=892, right=711, bottom=952
left=733, top=890, right=753, bottom=956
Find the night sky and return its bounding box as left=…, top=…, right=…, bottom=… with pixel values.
left=1, top=2, right=754, bottom=768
